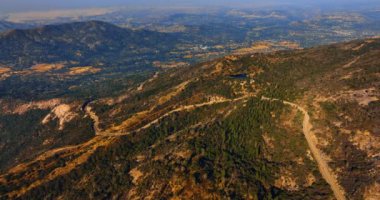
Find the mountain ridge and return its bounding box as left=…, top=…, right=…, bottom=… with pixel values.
left=0, top=37, right=379, bottom=199
left=0, top=20, right=179, bottom=68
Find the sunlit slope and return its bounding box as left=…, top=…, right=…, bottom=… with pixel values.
left=0, top=38, right=379, bottom=199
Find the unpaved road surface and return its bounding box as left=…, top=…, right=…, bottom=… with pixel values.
left=262, top=96, right=346, bottom=200
left=86, top=93, right=347, bottom=200
left=87, top=95, right=250, bottom=137
left=85, top=105, right=102, bottom=135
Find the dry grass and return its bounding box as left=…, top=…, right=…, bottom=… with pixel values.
left=330, top=88, right=378, bottom=106
left=364, top=183, right=380, bottom=200
left=0, top=67, right=11, bottom=74
left=3, top=136, right=116, bottom=198
left=68, top=66, right=101, bottom=75
left=153, top=61, right=189, bottom=69
left=157, top=81, right=190, bottom=105
left=104, top=80, right=191, bottom=133
left=349, top=130, right=380, bottom=157
left=107, top=110, right=150, bottom=132
left=274, top=169, right=299, bottom=191
left=130, top=167, right=144, bottom=185
left=11, top=98, right=62, bottom=115
left=31, top=63, right=64, bottom=72
left=233, top=41, right=301, bottom=55
left=234, top=42, right=271, bottom=55
left=173, top=149, right=192, bottom=159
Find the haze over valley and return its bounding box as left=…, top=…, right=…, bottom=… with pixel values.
left=0, top=1, right=379, bottom=199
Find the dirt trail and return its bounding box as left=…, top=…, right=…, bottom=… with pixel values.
left=343, top=56, right=361, bottom=68
left=92, top=95, right=250, bottom=137
left=262, top=97, right=346, bottom=200
left=87, top=93, right=347, bottom=200
left=137, top=72, right=159, bottom=91
left=3, top=91, right=347, bottom=199
left=85, top=106, right=102, bottom=135
left=2, top=136, right=116, bottom=198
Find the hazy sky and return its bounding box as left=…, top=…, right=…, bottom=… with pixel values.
left=0, top=0, right=378, bottom=13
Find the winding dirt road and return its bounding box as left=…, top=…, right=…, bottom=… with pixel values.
left=262, top=97, right=346, bottom=200
left=86, top=95, right=250, bottom=137
left=86, top=93, right=346, bottom=200
left=85, top=106, right=102, bottom=134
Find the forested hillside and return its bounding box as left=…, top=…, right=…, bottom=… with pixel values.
left=0, top=37, right=378, bottom=199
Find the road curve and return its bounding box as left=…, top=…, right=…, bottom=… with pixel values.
left=86, top=95, right=250, bottom=137
left=262, top=96, right=346, bottom=200
left=85, top=105, right=102, bottom=135
left=86, top=94, right=346, bottom=200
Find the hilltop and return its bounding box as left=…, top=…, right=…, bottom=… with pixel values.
left=0, top=36, right=379, bottom=199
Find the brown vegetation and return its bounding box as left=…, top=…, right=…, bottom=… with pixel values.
left=68, top=66, right=101, bottom=75
left=31, top=63, right=65, bottom=72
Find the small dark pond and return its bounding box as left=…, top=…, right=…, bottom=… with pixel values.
left=229, top=74, right=248, bottom=79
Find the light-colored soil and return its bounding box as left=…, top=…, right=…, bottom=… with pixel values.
left=275, top=171, right=299, bottom=191
left=130, top=167, right=144, bottom=185
left=87, top=88, right=250, bottom=137
left=2, top=136, right=116, bottom=198
left=350, top=130, right=380, bottom=157
left=31, top=63, right=64, bottom=72
left=342, top=56, right=361, bottom=68
left=211, top=62, right=224, bottom=75
left=364, top=182, right=380, bottom=200
left=157, top=81, right=190, bottom=105
left=85, top=106, right=102, bottom=133
left=305, top=173, right=316, bottom=187
left=107, top=110, right=150, bottom=133
left=352, top=43, right=366, bottom=51
left=11, top=98, right=62, bottom=114
left=173, top=149, right=192, bottom=159
left=233, top=41, right=301, bottom=55
left=0, top=67, right=11, bottom=74
left=153, top=61, right=189, bottom=69
left=68, top=66, right=101, bottom=75
left=99, top=95, right=249, bottom=137
left=42, top=104, right=77, bottom=130
left=137, top=72, right=159, bottom=91
left=325, top=87, right=378, bottom=106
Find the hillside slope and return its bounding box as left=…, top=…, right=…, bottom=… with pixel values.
left=0, top=21, right=33, bottom=33
left=0, top=21, right=183, bottom=101
left=0, top=21, right=178, bottom=69
left=0, top=38, right=379, bottom=199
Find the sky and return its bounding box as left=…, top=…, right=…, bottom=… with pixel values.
left=0, top=0, right=379, bottom=13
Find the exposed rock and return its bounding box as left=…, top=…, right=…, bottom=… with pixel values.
left=42, top=104, right=77, bottom=130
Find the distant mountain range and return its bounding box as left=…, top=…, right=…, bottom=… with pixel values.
left=0, top=21, right=179, bottom=69
left=0, top=20, right=33, bottom=32
left=0, top=7, right=379, bottom=199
